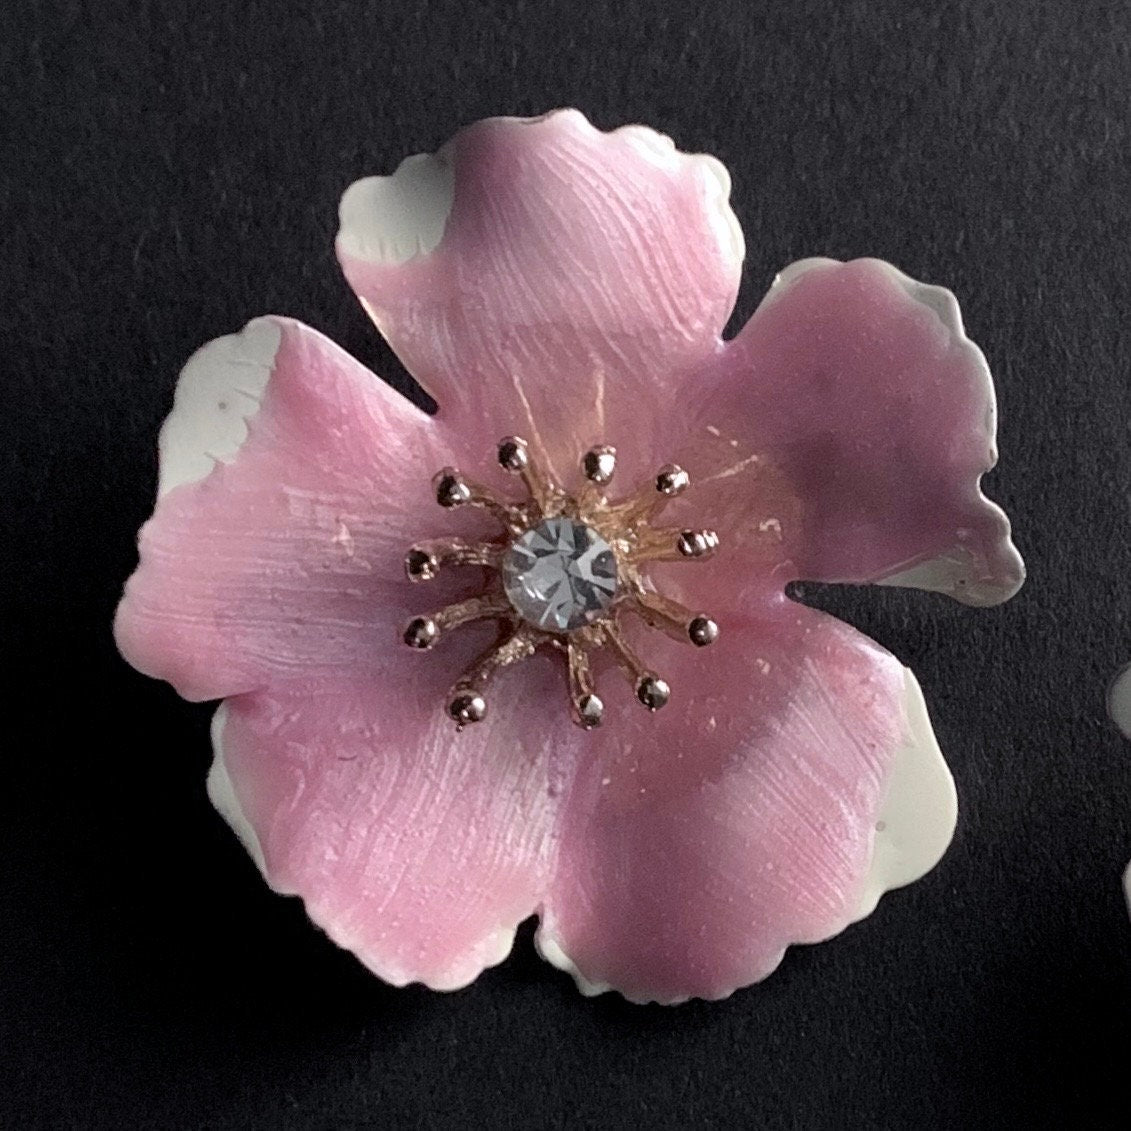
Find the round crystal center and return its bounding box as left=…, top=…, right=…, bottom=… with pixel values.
left=502, top=518, right=618, bottom=632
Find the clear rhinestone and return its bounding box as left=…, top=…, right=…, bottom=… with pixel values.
left=502, top=518, right=617, bottom=632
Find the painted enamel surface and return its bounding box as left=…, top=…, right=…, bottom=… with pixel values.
left=336, top=110, right=744, bottom=488
left=693, top=256, right=1024, bottom=608
left=115, top=317, right=481, bottom=702
left=117, top=110, right=1021, bottom=1002
left=157, top=318, right=282, bottom=498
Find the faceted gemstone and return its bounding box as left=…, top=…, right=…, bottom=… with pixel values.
left=502, top=518, right=618, bottom=632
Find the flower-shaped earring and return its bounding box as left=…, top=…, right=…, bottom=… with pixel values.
left=116, top=110, right=1024, bottom=1003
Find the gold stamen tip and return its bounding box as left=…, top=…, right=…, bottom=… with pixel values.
left=404, top=547, right=439, bottom=582
left=448, top=690, right=487, bottom=728
left=574, top=693, right=604, bottom=729
left=688, top=615, right=719, bottom=647
left=582, top=445, right=617, bottom=485
left=635, top=673, right=670, bottom=711
left=433, top=468, right=471, bottom=507
left=677, top=528, right=719, bottom=559
left=655, top=464, right=690, bottom=496
left=497, top=436, right=530, bottom=472
left=403, top=616, right=439, bottom=649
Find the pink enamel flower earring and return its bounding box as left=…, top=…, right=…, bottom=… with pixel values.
left=116, top=110, right=1023, bottom=1003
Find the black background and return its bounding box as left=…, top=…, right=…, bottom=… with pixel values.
left=2, top=1, right=1129, bottom=1127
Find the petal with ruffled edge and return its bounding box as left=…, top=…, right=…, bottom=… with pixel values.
left=114, top=316, right=481, bottom=702
left=336, top=109, right=744, bottom=485
left=209, top=653, right=569, bottom=990
left=206, top=591, right=953, bottom=1000
left=686, top=258, right=1024, bottom=607
left=533, top=597, right=952, bottom=1003
left=115, top=121, right=984, bottom=1002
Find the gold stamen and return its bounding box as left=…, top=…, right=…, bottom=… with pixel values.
left=432, top=467, right=527, bottom=532
left=404, top=538, right=505, bottom=582
left=447, top=625, right=539, bottom=730
left=602, top=621, right=670, bottom=711
left=602, top=462, right=691, bottom=528
left=626, top=588, right=719, bottom=648
left=406, top=437, right=718, bottom=728
left=497, top=435, right=559, bottom=513
left=626, top=526, right=719, bottom=563
left=402, top=593, right=511, bottom=650
left=567, top=641, right=604, bottom=728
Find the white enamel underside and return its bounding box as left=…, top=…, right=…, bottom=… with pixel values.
left=157, top=317, right=279, bottom=497
left=337, top=152, right=455, bottom=265
left=852, top=667, right=957, bottom=922
left=205, top=703, right=265, bottom=874
left=770, top=257, right=1023, bottom=609
left=335, top=111, right=745, bottom=279
left=161, top=154, right=958, bottom=1001
left=1109, top=663, right=1131, bottom=740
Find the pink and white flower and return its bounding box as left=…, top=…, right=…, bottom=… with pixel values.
left=115, top=110, right=1024, bottom=1003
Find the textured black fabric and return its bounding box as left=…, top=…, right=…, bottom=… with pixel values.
left=2, top=1, right=1129, bottom=1126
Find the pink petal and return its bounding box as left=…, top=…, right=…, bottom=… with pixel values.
left=115, top=316, right=481, bottom=701
left=212, top=653, right=569, bottom=990
left=538, top=598, right=920, bottom=1004
left=210, top=588, right=951, bottom=1001
left=336, top=109, right=743, bottom=485
left=690, top=258, right=1024, bottom=606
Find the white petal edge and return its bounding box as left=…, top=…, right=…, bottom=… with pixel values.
left=157, top=317, right=281, bottom=497
left=851, top=666, right=957, bottom=922
left=337, top=152, right=455, bottom=266
left=1110, top=665, right=1131, bottom=918
left=610, top=118, right=745, bottom=276
left=205, top=702, right=266, bottom=875
left=207, top=666, right=952, bottom=1004
left=206, top=701, right=521, bottom=992
left=535, top=665, right=957, bottom=1004
left=1109, top=662, right=1131, bottom=740
left=336, top=109, right=744, bottom=280
left=158, top=183, right=958, bottom=1004
left=767, top=256, right=1024, bottom=608
left=157, top=312, right=522, bottom=993
left=160, top=319, right=275, bottom=874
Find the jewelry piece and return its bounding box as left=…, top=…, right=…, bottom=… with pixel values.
left=114, top=110, right=1026, bottom=1003
left=402, top=437, right=719, bottom=730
